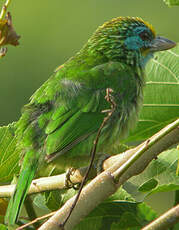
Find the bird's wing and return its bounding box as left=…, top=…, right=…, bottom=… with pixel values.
left=44, top=85, right=106, bottom=161
left=34, top=61, right=134, bottom=161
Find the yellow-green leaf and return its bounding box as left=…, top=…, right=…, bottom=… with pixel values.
left=126, top=44, right=179, bottom=142
left=0, top=123, right=20, bottom=183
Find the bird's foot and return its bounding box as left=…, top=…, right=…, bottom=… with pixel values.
left=65, top=168, right=81, bottom=190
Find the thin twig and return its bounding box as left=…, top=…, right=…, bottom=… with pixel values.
left=16, top=211, right=57, bottom=230
left=60, top=88, right=116, bottom=228
left=0, top=0, right=11, bottom=20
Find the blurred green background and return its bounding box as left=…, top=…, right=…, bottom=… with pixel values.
left=0, top=0, right=178, bottom=215
left=0, top=0, right=178, bottom=125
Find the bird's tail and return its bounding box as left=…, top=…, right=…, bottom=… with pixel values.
left=5, top=149, right=39, bottom=225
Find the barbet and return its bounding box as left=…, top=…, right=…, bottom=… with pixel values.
left=5, top=17, right=175, bottom=225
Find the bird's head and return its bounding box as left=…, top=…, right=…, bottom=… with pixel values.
left=88, top=17, right=176, bottom=67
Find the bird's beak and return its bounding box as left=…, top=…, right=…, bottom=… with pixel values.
left=150, top=36, right=176, bottom=52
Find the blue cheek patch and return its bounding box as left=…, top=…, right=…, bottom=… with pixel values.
left=124, top=36, right=143, bottom=50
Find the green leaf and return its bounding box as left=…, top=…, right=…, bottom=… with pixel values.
left=44, top=188, right=77, bottom=211
left=125, top=44, right=179, bottom=142
left=45, top=190, right=63, bottom=211
left=124, top=148, right=179, bottom=200
left=0, top=123, right=20, bottom=183
left=33, top=194, right=50, bottom=211
left=0, top=224, right=7, bottom=230
left=163, top=0, right=179, bottom=6
left=74, top=201, right=157, bottom=230
left=107, top=187, right=135, bottom=202
left=138, top=179, right=158, bottom=192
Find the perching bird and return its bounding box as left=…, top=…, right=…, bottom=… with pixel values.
left=5, top=17, right=175, bottom=225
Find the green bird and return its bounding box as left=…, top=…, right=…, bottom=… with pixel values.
left=5, top=17, right=175, bottom=225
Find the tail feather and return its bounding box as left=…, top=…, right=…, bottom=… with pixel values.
left=5, top=149, right=39, bottom=225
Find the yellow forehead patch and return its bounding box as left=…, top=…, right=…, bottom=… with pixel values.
left=101, top=17, right=156, bottom=38
left=134, top=17, right=156, bottom=37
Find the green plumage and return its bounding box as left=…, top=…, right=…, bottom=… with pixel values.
left=5, top=17, right=175, bottom=225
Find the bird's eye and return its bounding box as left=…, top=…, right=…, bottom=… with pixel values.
left=139, top=31, right=150, bottom=41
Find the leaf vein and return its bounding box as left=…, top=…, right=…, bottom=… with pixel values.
left=152, top=59, right=178, bottom=82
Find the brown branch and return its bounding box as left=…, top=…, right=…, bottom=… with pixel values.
left=38, top=119, right=179, bottom=230
left=38, top=171, right=116, bottom=230
left=1, top=119, right=178, bottom=229
left=142, top=204, right=179, bottom=230
left=0, top=120, right=178, bottom=199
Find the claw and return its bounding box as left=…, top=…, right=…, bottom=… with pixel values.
left=65, top=168, right=81, bottom=190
